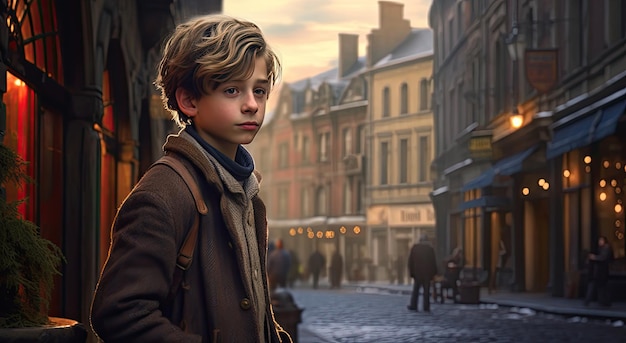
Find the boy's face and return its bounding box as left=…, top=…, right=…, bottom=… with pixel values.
left=183, top=57, right=269, bottom=159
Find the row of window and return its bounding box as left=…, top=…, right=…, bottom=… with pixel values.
left=381, top=79, right=430, bottom=118
left=379, top=136, right=430, bottom=186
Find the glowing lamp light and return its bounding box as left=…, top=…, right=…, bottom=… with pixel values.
left=599, top=192, right=607, bottom=201
left=522, top=187, right=530, bottom=196
left=289, top=228, right=296, bottom=236
left=316, top=231, right=323, bottom=239
left=353, top=226, right=361, bottom=234
left=615, top=204, right=623, bottom=213
left=538, top=178, right=546, bottom=186
left=584, top=156, right=592, bottom=164
left=563, top=170, right=570, bottom=178
left=307, top=232, right=314, bottom=239
left=297, top=227, right=304, bottom=234
left=510, top=113, right=523, bottom=128
left=339, top=226, right=347, bottom=234
left=611, top=179, right=618, bottom=187
left=585, top=166, right=591, bottom=173
left=600, top=179, right=607, bottom=187
left=542, top=182, right=550, bottom=190
left=603, top=160, right=610, bottom=168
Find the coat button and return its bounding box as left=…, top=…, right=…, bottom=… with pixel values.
left=240, top=298, right=251, bottom=310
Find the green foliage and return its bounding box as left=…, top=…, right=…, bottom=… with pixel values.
left=0, top=144, right=64, bottom=328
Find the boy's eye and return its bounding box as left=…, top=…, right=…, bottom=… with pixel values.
left=254, top=88, right=268, bottom=96
left=224, top=87, right=238, bottom=95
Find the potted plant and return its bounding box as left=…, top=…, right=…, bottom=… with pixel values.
left=0, top=143, right=86, bottom=341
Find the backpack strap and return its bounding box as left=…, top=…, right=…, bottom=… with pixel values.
left=152, top=155, right=208, bottom=305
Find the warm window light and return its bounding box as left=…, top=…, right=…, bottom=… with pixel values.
left=538, top=178, right=546, bottom=186
left=13, top=79, right=24, bottom=87
left=600, top=192, right=607, bottom=201
left=522, top=187, right=530, bottom=196
left=563, top=170, right=571, bottom=178
left=584, top=156, right=592, bottom=164
left=542, top=182, right=550, bottom=190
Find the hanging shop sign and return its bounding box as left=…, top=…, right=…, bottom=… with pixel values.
left=525, top=49, right=559, bottom=94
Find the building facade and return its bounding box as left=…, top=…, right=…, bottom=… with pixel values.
left=0, top=0, right=221, bottom=330
left=248, top=1, right=435, bottom=284
left=364, top=2, right=435, bottom=283
left=429, top=0, right=626, bottom=298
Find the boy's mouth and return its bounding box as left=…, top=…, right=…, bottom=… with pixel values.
left=238, top=122, right=259, bottom=130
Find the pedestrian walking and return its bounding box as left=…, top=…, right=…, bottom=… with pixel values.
left=396, top=254, right=406, bottom=285
left=330, top=249, right=344, bottom=289
left=268, top=238, right=291, bottom=291
left=584, top=235, right=613, bottom=307
left=287, top=249, right=301, bottom=288
left=407, top=234, right=438, bottom=312
left=308, top=249, right=326, bottom=289
left=90, top=13, right=291, bottom=343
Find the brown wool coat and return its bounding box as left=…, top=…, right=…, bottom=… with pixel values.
left=91, top=133, right=289, bottom=343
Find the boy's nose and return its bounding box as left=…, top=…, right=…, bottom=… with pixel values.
left=242, top=92, right=258, bottom=114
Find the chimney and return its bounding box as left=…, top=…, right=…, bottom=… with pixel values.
left=366, top=1, right=412, bottom=67
left=338, top=33, right=359, bottom=78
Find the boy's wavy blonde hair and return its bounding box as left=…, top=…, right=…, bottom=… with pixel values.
left=155, top=14, right=282, bottom=127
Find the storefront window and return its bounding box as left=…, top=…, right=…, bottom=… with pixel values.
left=4, top=72, right=36, bottom=220
left=595, top=136, right=625, bottom=260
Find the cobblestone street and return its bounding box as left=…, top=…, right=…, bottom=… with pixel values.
left=291, top=287, right=625, bottom=343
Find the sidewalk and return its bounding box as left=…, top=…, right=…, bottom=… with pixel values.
left=344, top=281, right=626, bottom=321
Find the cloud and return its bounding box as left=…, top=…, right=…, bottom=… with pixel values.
left=223, top=0, right=433, bottom=84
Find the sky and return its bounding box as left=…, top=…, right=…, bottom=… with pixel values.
left=223, top=0, right=433, bottom=110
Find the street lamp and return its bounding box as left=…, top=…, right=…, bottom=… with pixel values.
left=505, top=25, right=526, bottom=128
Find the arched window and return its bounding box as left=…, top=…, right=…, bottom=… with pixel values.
left=419, top=79, right=429, bottom=110
left=400, top=83, right=408, bottom=114
left=382, top=87, right=390, bottom=117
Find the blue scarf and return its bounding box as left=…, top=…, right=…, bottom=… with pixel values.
left=185, top=125, right=255, bottom=181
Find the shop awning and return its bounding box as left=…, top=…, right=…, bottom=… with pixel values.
left=461, top=146, right=538, bottom=191
left=593, top=98, right=626, bottom=142
left=546, top=112, right=598, bottom=160
left=458, top=195, right=510, bottom=211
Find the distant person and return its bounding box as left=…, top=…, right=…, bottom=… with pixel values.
left=329, top=249, right=344, bottom=289
left=308, top=249, right=326, bottom=289
left=584, top=236, right=613, bottom=307
left=443, top=247, right=462, bottom=301
left=395, top=254, right=406, bottom=285
left=407, top=234, right=438, bottom=312
left=287, top=250, right=301, bottom=288
left=268, top=238, right=291, bottom=291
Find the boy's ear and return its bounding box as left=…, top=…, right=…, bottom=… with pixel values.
left=175, top=87, right=198, bottom=118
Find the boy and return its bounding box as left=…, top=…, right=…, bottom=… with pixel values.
left=90, top=14, right=290, bottom=342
